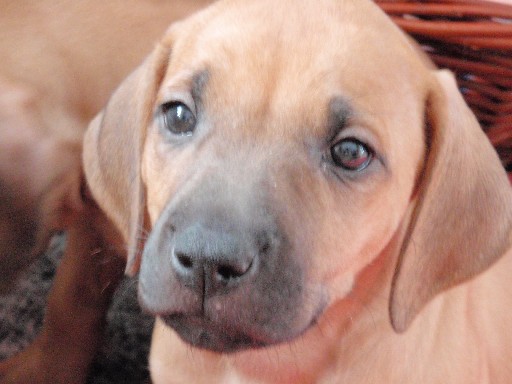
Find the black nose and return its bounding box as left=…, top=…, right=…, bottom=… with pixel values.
left=171, top=223, right=258, bottom=296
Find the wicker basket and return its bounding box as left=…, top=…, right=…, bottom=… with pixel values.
left=376, top=0, right=512, bottom=178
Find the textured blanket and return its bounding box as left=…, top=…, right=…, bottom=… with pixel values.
left=0, top=235, right=154, bottom=384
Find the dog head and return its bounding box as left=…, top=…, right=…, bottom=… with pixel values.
left=83, top=0, right=512, bottom=352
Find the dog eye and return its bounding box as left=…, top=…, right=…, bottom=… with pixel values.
left=331, top=138, right=372, bottom=171
left=161, top=102, right=196, bottom=136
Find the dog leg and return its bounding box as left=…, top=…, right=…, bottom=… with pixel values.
left=0, top=204, right=125, bottom=384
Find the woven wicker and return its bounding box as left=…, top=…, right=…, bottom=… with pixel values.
left=376, top=0, right=512, bottom=176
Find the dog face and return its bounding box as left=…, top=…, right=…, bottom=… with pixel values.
left=84, top=0, right=512, bottom=353
left=139, top=0, right=427, bottom=352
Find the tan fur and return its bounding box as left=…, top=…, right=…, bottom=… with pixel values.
left=81, top=0, right=512, bottom=383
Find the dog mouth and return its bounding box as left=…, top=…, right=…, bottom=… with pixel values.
left=161, top=314, right=268, bottom=353
left=159, top=297, right=326, bottom=353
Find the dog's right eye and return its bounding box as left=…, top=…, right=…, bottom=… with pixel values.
left=330, top=138, right=373, bottom=171
left=161, top=102, right=196, bottom=136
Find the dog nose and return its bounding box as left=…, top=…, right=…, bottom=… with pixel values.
left=171, top=223, right=257, bottom=296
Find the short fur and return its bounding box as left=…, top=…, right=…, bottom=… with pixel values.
left=84, top=0, right=512, bottom=383
left=2, top=0, right=512, bottom=383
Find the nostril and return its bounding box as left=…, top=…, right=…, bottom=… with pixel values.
left=176, top=252, right=194, bottom=269
left=216, top=260, right=252, bottom=283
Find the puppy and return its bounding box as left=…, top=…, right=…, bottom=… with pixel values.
left=3, top=0, right=511, bottom=383
left=81, top=0, right=512, bottom=383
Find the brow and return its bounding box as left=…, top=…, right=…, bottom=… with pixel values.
left=191, top=69, right=210, bottom=109
left=326, top=96, right=353, bottom=140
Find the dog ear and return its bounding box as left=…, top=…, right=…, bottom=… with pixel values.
left=390, top=70, right=512, bottom=332
left=83, top=43, right=170, bottom=275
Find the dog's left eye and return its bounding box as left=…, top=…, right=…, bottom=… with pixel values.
left=161, top=102, right=196, bottom=136
left=331, top=138, right=373, bottom=171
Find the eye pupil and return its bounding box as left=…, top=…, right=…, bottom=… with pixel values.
left=162, top=102, right=196, bottom=136
left=331, top=139, right=372, bottom=171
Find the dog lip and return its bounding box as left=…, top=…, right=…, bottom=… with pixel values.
left=159, top=300, right=326, bottom=353
left=161, top=314, right=268, bottom=353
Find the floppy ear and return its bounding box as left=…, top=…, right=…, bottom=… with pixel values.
left=390, top=70, right=512, bottom=332
left=83, top=43, right=170, bottom=275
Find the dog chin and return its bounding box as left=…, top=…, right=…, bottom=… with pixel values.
left=160, top=313, right=317, bottom=353
left=161, top=314, right=269, bottom=352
